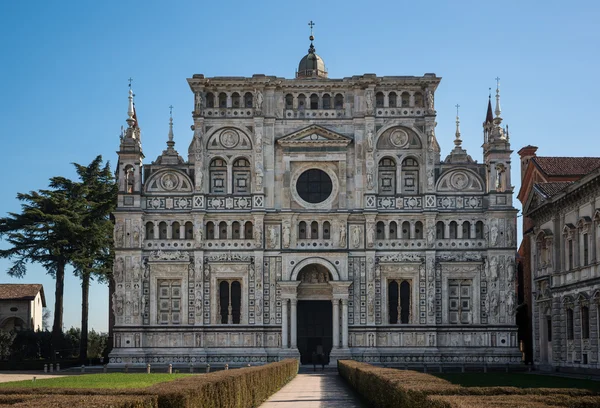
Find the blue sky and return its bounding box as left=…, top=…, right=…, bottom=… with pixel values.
left=0, top=0, right=598, bottom=332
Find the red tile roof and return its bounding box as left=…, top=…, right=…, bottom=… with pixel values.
left=0, top=284, right=45, bottom=306
left=534, top=182, right=573, bottom=198
left=533, top=157, right=600, bottom=177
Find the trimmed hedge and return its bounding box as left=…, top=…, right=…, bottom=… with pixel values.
left=0, top=359, right=298, bottom=408
left=338, top=360, right=600, bottom=408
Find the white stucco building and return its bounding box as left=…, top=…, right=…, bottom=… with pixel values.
left=109, top=33, right=520, bottom=367
left=0, top=284, right=45, bottom=332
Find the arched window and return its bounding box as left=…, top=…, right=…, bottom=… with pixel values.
left=475, top=221, right=484, bottom=239
left=376, top=92, right=384, bottom=108
left=145, top=222, right=154, bottom=239
left=389, top=280, right=411, bottom=324
left=124, top=165, right=134, bottom=193
left=206, top=222, right=215, bottom=240
left=334, top=93, right=344, bottom=109
left=206, top=93, right=215, bottom=108
left=414, top=221, right=424, bottom=239
left=298, top=221, right=307, bottom=239
left=401, top=92, right=410, bottom=107
left=400, top=281, right=411, bottom=324
left=185, top=222, right=194, bottom=239
left=218, top=92, right=227, bottom=108
left=389, top=221, right=398, bottom=239
left=322, top=94, right=331, bottom=109
left=311, top=221, right=319, bottom=239
left=567, top=308, right=574, bottom=340
left=297, top=94, right=306, bottom=110
left=436, top=221, right=445, bottom=239
left=231, top=92, right=241, bottom=108
left=244, top=92, right=253, bottom=108
left=401, top=157, right=419, bottom=195
left=389, top=92, right=397, bottom=108
left=449, top=221, right=458, bottom=239
left=219, top=280, right=242, bottom=324
left=159, top=222, right=167, bottom=240
left=244, top=221, right=253, bottom=239
left=401, top=221, right=411, bottom=239
left=232, top=221, right=241, bottom=239
left=172, top=221, right=181, bottom=239
left=285, top=94, right=293, bottom=109
left=378, top=158, right=396, bottom=196
left=388, top=281, right=399, bottom=324
left=582, top=305, right=590, bottom=339
left=462, top=221, right=471, bottom=239
left=310, top=93, right=319, bottom=110
left=414, top=92, right=423, bottom=107
left=232, top=158, right=251, bottom=194
left=323, top=221, right=331, bottom=239
left=210, top=158, right=227, bottom=194
left=219, top=221, right=228, bottom=240
left=376, top=221, right=385, bottom=240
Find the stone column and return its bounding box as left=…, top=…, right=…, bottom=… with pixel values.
left=179, top=223, right=185, bottom=240
left=167, top=222, right=173, bottom=239
left=332, top=299, right=340, bottom=349
left=281, top=299, right=288, bottom=348
left=153, top=223, right=159, bottom=240
left=290, top=299, right=298, bottom=348
left=342, top=299, right=349, bottom=348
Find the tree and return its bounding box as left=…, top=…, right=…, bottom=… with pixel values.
left=42, top=308, right=52, bottom=332
left=0, top=331, right=16, bottom=360
left=61, top=156, right=116, bottom=363
left=0, top=186, right=84, bottom=359
left=87, top=329, right=108, bottom=359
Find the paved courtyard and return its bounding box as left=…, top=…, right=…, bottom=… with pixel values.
left=260, top=371, right=365, bottom=408
left=0, top=372, right=67, bottom=383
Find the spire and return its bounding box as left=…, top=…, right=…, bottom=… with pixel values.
left=454, top=104, right=462, bottom=147
left=126, top=78, right=135, bottom=128
left=152, top=105, right=184, bottom=165
left=494, top=77, right=502, bottom=118
left=308, top=20, right=316, bottom=54
left=168, top=105, right=174, bottom=144
left=485, top=89, right=494, bottom=124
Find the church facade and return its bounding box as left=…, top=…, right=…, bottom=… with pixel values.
left=109, top=37, right=520, bottom=367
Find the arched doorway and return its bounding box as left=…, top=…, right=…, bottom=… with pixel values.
left=296, top=264, right=333, bottom=365
left=0, top=316, right=26, bottom=332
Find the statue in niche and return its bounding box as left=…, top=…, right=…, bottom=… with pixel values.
left=425, top=88, right=435, bottom=113
left=366, top=131, right=374, bottom=152
left=365, top=90, right=373, bottom=111
left=507, top=261, right=515, bottom=282
left=489, top=256, right=498, bottom=281
left=428, top=284, right=435, bottom=316
left=194, top=223, right=203, bottom=244
left=506, top=221, right=514, bottom=247
left=114, top=257, right=124, bottom=283
left=125, top=167, right=135, bottom=193
left=352, top=225, right=361, bottom=248
left=490, top=220, right=499, bottom=246
left=133, top=298, right=139, bottom=316
left=339, top=223, right=347, bottom=248
left=366, top=223, right=375, bottom=248
left=427, top=223, right=435, bottom=247
left=255, top=90, right=263, bottom=111
left=115, top=294, right=124, bottom=316
left=427, top=129, right=435, bottom=152
left=194, top=92, right=203, bottom=112
left=254, top=222, right=263, bottom=244
left=132, top=260, right=141, bottom=282
left=268, top=226, right=278, bottom=248
left=366, top=168, right=375, bottom=190
left=255, top=128, right=263, bottom=152
left=255, top=164, right=264, bottom=191
left=133, top=225, right=140, bottom=247
left=427, top=168, right=435, bottom=190
left=114, top=222, right=124, bottom=248
left=282, top=223, right=291, bottom=248
left=195, top=165, right=203, bottom=192
left=490, top=291, right=499, bottom=318
left=141, top=294, right=146, bottom=316
left=143, top=262, right=149, bottom=280
left=507, top=290, right=515, bottom=316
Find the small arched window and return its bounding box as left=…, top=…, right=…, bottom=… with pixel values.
left=475, top=221, right=484, bottom=239
left=376, top=221, right=385, bottom=240
left=389, top=221, right=398, bottom=239
left=219, top=221, right=228, bottom=240
left=206, top=93, right=215, bottom=108
left=414, top=92, right=423, bottom=107
left=311, top=221, right=319, bottom=239
left=401, top=221, right=411, bottom=239
left=462, top=221, right=471, bottom=239
left=172, top=221, right=181, bottom=239
left=297, top=94, right=306, bottom=111
left=244, top=92, right=253, bottom=108
left=378, top=158, right=396, bottom=196
left=185, top=222, right=194, bottom=240
left=145, top=222, right=154, bottom=239
left=389, top=92, right=397, bottom=108
left=310, top=94, right=319, bottom=110
left=323, top=221, right=331, bottom=239
left=334, top=93, right=344, bottom=109
left=582, top=305, right=590, bottom=339
left=401, top=92, right=410, bottom=107
left=231, top=92, right=240, bottom=108
left=232, top=221, right=241, bottom=239
left=232, top=158, right=251, bottom=194
left=401, top=157, right=419, bottom=195
left=322, top=94, right=331, bottom=109
left=210, top=158, right=227, bottom=194
left=414, top=221, right=424, bottom=239
left=206, top=222, right=215, bottom=240
left=376, top=92, right=384, bottom=108
left=244, top=222, right=253, bottom=239
left=159, top=222, right=167, bottom=240
left=436, top=221, right=445, bottom=239
left=449, top=221, right=458, bottom=239
left=218, top=92, right=227, bottom=108
left=285, top=94, right=293, bottom=109
left=298, top=221, right=307, bottom=239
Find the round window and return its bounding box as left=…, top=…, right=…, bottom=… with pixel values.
left=296, top=169, right=333, bottom=204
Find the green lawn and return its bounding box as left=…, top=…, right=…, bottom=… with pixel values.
left=435, top=372, right=600, bottom=391
left=0, top=373, right=193, bottom=389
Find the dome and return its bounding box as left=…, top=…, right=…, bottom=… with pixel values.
left=296, top=43, right=328, bottom=79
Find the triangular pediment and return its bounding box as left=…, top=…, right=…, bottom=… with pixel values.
left=277, top=125, right=352, bottom=147
left=523, top=188, right=546, bottom=216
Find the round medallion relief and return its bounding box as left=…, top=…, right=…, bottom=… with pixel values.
left=390, top=129, right=409, bottom=147
left=161, top=173, right=178, bottom=190
left=450, top=172, right=469, bottom=190
left=220, top=130, right=239, bottom=148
